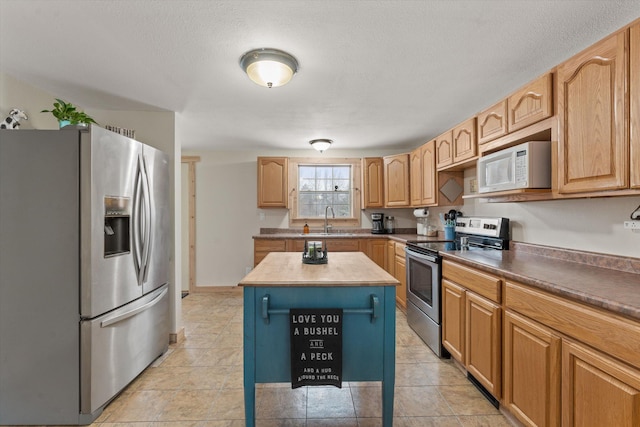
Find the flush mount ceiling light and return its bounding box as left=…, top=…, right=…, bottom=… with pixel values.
left=239, top=48, right=299, bottom=88
left=309, top=139, right=332, bottom=153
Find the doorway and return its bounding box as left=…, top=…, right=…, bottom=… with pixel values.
left=181, top=156, right=199, bottom=296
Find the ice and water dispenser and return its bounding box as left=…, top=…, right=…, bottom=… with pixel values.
left=104, top=196, right=131, bottom=257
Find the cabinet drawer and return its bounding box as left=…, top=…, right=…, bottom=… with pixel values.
left=442, top=260, right=501, bottom=303
left=254, top=239, right=287, bottom=252
left=505, top=281, right=640, bottom=370
left=394, top=242, right=406, bottom=257
left=477, top=100, right=508, bottom=144
left=507, top=73, right=553, bottom=132
left=325, top=239, right=360, bottom=252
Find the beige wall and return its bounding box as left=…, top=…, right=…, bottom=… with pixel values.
left=0, top=72, right=183, bottom=335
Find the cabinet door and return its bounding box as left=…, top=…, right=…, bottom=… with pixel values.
left=254, top=239, right=287, bottom=266
left=324, top=239, right=360, bottom=252
left=508, top=73, right=553, bottom=133
left=385, top=240, right=395, bottom=276
left=562, top=339, right=640, bottom=427
left=409, top=148, right=423, bottom=206
left=477, top=100, right=508, bottom=145
left=466, top=292, right=501, bottom=397
left=436, top=131, right=453, bottom=169
left=361, top=158, right=384, bottom=208
left=365, top=239, right=386, bottom=269
left=394, top=246, right=406, bottom=309
left=384, top=154, right=410, bottom=207
left=631, top=23, right=640, bottom=189
left=504, top=311, right=560, bottom=427
left=557, top=31, right=628, bottom=193
left=420, top=140, right=437, bottom=205
left=452, top=117, right=478, bottom=164
left=442, top=279, right=465, bottom=363
left=257, top=157, right=288, bottom=207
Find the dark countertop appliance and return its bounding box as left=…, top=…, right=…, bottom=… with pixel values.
left=404, top=217, right=509, bottom=357
left=371, top=212, right=385, bottom=234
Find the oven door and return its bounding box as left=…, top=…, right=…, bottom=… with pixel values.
left=405, top=248, right=441, bottom=323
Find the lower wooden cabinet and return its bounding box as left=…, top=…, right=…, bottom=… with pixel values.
left=466, top=292, right=501, bottom=397
left=385, top=240, right=395, bottom=277
left=504, top=311, right=561, bottom=427
left=362, top=238, right=386, bottom=268
left=562, top=339, right=640, bottom=427
left=442, top=260, right=502, bottom=398
left=254, top=239, right=286, bottom=266
left=394, top=243, right=406, bottom=309
left=442, top=279, right=465, bottom=363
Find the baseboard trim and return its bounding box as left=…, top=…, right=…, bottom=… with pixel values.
left=169, top=327, right=185, bottom=344
left=192, top=285, right=241, bottom=293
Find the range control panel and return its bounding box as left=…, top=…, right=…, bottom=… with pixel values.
left=455, top=216, right=509, bottom=239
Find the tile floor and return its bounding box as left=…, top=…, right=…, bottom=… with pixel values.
left=92, top=288, right=513, bottom=427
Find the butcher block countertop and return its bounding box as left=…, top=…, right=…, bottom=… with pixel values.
left=239, top=252, right=400, bottom=287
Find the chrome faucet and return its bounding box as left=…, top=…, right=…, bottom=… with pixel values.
left=324, top=206, right=335, bottom=234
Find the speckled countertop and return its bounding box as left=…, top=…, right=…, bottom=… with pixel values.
left=441, top=244, right=640, bottom=321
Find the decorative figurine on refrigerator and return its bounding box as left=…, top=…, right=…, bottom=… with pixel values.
left=0, top=108, right=28, bottom=129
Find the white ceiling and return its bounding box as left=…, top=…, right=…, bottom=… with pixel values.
left=1, top=1, right=639, bottom=152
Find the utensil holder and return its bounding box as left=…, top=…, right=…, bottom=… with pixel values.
left=444, top=225, right=455, bottom=240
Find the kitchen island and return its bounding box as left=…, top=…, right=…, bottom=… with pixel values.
left=239, top=252, right=400, bottom=427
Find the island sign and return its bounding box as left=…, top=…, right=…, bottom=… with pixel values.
left=289, top=308, right=343, bottom=388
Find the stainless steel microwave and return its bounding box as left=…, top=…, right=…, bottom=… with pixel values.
left=477, top=141, right=552, bottom=193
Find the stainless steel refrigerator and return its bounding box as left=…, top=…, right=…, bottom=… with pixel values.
left=0, top=125, right=171, bottom=425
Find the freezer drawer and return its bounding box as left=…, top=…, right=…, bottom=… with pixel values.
left=80, top=284, right=169, bottom=414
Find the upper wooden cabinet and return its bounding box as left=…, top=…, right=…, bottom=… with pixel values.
left=508, top=73, right=553, bottom=133
left=631, top=23, right=640, bottom=189
left=436, top=130, right=453, bottom=169
left=409, top=148, right=422, bottom=206
left=452, top=117, right=478, bottom=164
left=410, top=140, right=439, bottom=207
left=557, top=30, right=628, bottom=193
left=383, top=154, right=410, bottom=207
left=257, top=157, right=288, bottom=208
left=361, top=157, right=384, bottom=208
left=477, top=100, right=508, bottom=145
left=420, top=140, right=437, bottom=205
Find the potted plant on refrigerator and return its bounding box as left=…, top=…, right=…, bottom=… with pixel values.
left=41, top=98, right=98, bottom=128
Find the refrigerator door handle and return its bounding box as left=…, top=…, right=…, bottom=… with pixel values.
left=139, top=155, right=152, bottom=284
left=100, top=287, right=168, bottom=327
left=131, top=155, right=144, bottom=281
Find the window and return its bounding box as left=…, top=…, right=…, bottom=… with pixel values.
left=288, top=158, right=361, bottom=227
left=298, top=165, right=351, bottom=217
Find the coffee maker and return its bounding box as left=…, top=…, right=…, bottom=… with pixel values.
left=371, top=213, right=385, bottom=234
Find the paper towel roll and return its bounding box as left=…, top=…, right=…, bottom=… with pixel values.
left=413, top=208, right=429, bottom=218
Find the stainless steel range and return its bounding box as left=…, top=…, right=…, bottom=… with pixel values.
left=404, top=216, right=509, bottom=357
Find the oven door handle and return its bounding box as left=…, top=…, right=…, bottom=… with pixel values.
left=405, top=247, right=438, bottom=263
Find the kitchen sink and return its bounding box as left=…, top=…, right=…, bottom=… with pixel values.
left=298, top=233, right=357, bottom=237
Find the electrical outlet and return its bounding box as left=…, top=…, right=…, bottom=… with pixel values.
left=624, top=221, right=640, bottom=231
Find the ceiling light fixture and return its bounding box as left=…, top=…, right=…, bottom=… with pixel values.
left=309, top=139, right=332, bottom=153
left=239, top=48, right=299, bottom=88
